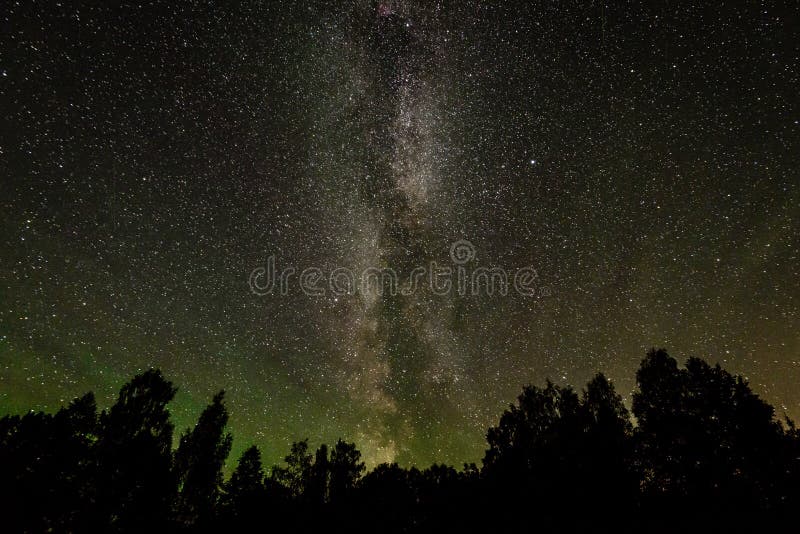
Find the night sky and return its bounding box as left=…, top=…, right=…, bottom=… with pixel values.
left=1, top=1, right=798, bottom=469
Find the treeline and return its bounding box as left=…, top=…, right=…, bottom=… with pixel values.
left=2, top=349, right=800, bottom=533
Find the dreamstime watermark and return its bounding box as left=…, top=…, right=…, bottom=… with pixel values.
left=248, top=240, right=550, bottom=299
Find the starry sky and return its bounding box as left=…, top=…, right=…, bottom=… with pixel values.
left=1, top=1, right=798, bottom=468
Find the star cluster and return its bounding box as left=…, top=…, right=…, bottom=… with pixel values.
left=1, top=1, right=798, bottom=468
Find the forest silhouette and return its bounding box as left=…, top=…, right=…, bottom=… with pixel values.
left=2, top=348, right=799, bottom=533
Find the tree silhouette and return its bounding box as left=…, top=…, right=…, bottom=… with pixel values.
left=271, top=438, right=314, bottom=499
left=94, top=368, right=178, bottom=531
left=50, top=392, right=99, bottom=530
left=221, top=445, right=267, bottom=528
left=0, top=392, right=98, bottom=531
left=358, top=463, right=420, bottom=533
left=483, top=380, right=583, bottom=477
left=329, top=439, right=365, bottom=504
left=307, top=443, right=330, bottom=506
left=481, top=373, right=638, bottom=530
left=632, top=348, right=797, bottom=530
left=578, top=373, right=638, bottom=529
left=174, top=390, right=232, bottom=529
left=1, top=349, right=799, bottom=533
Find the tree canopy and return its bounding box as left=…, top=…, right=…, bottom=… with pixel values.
left=1, top=349, right=799, bottom=533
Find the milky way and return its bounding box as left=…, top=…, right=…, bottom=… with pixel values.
left=1, top=1, right=798, bottom=468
